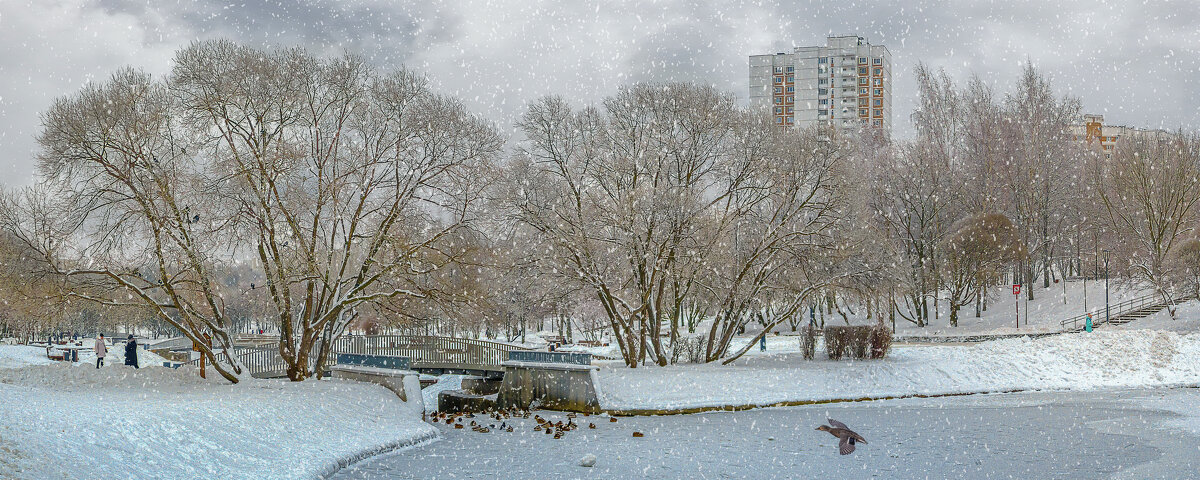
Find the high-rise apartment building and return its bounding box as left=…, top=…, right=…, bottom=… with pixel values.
left=749, top=35, right=891, bottom=135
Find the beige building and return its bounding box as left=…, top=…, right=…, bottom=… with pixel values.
left=749, top=35, right=892, bottom=135
left=1070, top=114, right=1166, bottom=158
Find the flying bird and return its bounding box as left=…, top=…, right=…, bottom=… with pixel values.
left=816, top=419, right=868, bottom=455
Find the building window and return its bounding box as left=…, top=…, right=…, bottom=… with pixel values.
left=819, top=78, right=827, bottom=84
left=859, top=108, right=868, bottom=116
left=774, top=77, right=783, bottom=84
left=859, top=88, right=868, bottom=95
left=873, top=99, right=882, bottom=107
left=873, top=88, right=883, bottom=96
left=786, top=106, right=793, bottom=113
left=859, top=67, right=867, bottom=75
left=874, top=109, right=882, bottom=116
left=774, top=97, right=783, bottom=104
left=774, top=67, right=783, bottom=73
left=786, top=75, right=793, bottom=82
left=818, top=88, right=827, bottom=95
left=873, top=78, right=882, bottom=86
left=873, top=119, right=882, bottom=126
left=859, top=98, right=868, bottom=106
left=859, top=78, right=868, bottom=85
left=785, top=117, right=793, bottom=124
left=873, top=58, right=882, bottom=65
left=786, top=96, right=793, bottom=103
left=786, top=66, right=794, bottom=73
left=858, top=57, right=867, bottom=64
left=874, top=68, right=882, bottom=75
left=776, top=117, right=783, bottom=124
left=774, top=86, right=783, bottom=94
left=818, top=57, right=827, bottom=64
left=820, top=99, right=828, bottom=105
left=819, top=109, right=827, bottom=116
left=775, top=107, right=783, bottom=114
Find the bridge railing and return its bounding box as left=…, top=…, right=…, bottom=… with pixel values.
left=1058, top=292, right=1161, bottom=331
left=332, top=335, right=536, bottom=369
left=188, top=335, right=537, bottom=377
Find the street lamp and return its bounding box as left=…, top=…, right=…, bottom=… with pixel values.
left=1103, top=249, right=1110, bottom=325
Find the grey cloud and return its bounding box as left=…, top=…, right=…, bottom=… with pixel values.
left=2, top=0, right=1199, bottom=187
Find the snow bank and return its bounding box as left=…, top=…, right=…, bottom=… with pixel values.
left=0, top=345, right=54, bottom=369
left=420, top=374, right=466, bottom=413
left=596, top=330, right=1200, bottom=411
left=0, top=346, right=437, bottom=480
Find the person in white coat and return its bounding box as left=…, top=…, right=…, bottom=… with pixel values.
left=95, top=334, right=107, bottom=369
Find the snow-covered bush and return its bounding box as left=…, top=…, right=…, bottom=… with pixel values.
left=824, top=325, right=891, bottom=360
left=669, top=335, right=707, bottom=364
left=800, top=326, right=817, bottom=360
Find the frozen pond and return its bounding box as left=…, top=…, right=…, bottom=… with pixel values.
left=334, top=388, right=1200, bottom=479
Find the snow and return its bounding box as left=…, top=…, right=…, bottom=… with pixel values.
left=0, top=345, right=437, bottom=480
left=335, top=389, right=1200, bottom=479
left=595, top=329, right=1200, bottom=411
left=813, top=279, right=1153, bottom=337
left=420, top=374, right=466, bottom=413
left=0, top=345, right=54, bottom=369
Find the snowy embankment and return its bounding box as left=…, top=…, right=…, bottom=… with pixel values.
left=596, top=330, right=1200, bottom=412
left=0, top=346, right=436, bottom=480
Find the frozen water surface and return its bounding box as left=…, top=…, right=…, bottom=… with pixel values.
left=334, top=388, right=1200, bottom=479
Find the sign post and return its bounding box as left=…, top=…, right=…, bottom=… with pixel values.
left=1013, top=284, right=1022, bottom=329
left=193, top=338, right=205, bottom=379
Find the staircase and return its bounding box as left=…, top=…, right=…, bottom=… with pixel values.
left=1105, top=297, right=1188, bottom=326
left=1059, top=294, right=1191, bottom=332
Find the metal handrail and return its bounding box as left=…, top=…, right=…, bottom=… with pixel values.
left=187, top=335, right=537, bottom=376
left=1058, top=292, right=1166, bottom=331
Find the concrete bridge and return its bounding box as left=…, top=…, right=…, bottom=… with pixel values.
left=195, top=335, right=537, bottom=379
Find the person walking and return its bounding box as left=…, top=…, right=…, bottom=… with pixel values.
left=94, top=334, right=107, bottom=369
left=1085, top=313, right=1094, bottom=333
left=759, top=335, right=767, bottom=352
left=124, top=335, right=139, bottom=368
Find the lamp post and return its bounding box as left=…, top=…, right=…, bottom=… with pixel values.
left=1103, top=249, right=1110, bottom=325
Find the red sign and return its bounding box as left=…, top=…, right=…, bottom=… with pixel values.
left=1012, top=284, right=1021, bottom=295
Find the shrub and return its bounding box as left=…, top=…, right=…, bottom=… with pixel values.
left=800, top=325, right=817, bottom=360
left=669, top=334, right=707, bottom=364
left=824, top=325, right=891, bottom=360
left=869, top=322, right=892, bottom=359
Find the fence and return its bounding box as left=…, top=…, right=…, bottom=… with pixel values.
left=507, top=350, right=593, bottom=366
left=188, top=335, right=536, bottom=377
left=1058, top=292, right=1162, bottom=331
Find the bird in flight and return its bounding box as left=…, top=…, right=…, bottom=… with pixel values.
left=816, top=419, right=868, bottom=455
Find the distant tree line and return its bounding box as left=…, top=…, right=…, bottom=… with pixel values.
left=2, top=41, right=1198, bottom=379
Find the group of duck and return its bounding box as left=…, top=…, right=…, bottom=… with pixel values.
left=428, top=409, right=633, bottom=439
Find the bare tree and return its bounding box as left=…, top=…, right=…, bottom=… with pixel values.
left=170, top=41, right=503, bottom=379
left=1001, top=63, right=1082, bottom=299
left=510, top=84, right=858, bottom=367
left=1096, top=131, right=1200, bottom=317
left=5, top=41, right=501, bottom=382
left=939, top=213, right=1026, bottom=327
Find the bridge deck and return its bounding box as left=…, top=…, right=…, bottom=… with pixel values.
left=195, top=335, right=535, bottom=378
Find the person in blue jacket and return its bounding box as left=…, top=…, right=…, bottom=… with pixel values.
left=1085, top=313, right=1093, bottom=332
left=760, top=335, right=767, bottom=352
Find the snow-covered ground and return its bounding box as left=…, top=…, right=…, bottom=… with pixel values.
left=595, top=329, right=1200, bottom=411
left=0, top=345, right=436, bottom=480
left=879, top=279, right=1150, bottom=336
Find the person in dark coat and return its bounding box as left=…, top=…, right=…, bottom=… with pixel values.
left=124, top=335, right=139, bottom=368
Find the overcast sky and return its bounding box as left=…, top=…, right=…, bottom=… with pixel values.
left=2, top=0, right=1198, bottom=187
